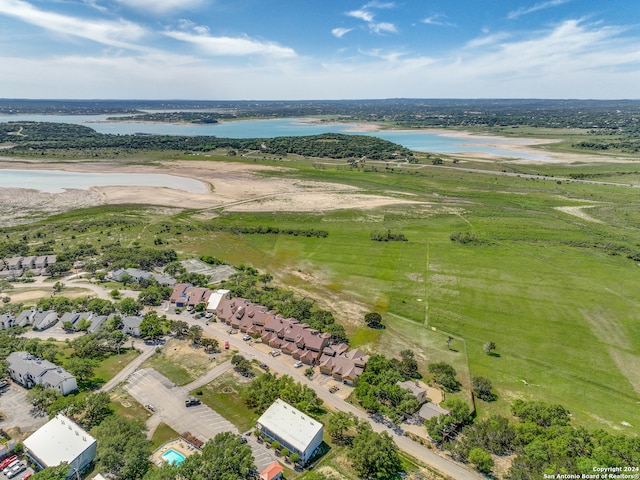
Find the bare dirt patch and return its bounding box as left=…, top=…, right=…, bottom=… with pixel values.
left=0, top=160, right=427, bottom=225
left=581, top=307, right=632, bottom=350
left=555, top=205, right=604, bottom=224
left=608, top=348, right=640, bottom=396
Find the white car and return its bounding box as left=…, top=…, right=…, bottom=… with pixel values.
left=294, top=361, right=303, bottom=368
left=7, top=463, right=25, bottom=479
left=3, top=460, right=19, bottom=473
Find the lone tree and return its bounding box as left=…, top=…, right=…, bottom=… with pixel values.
left=483, top=341, right=497, bottom=356
left=472, top=376, right=496, bottom=402
left=365, top=312, right=383, bottom=329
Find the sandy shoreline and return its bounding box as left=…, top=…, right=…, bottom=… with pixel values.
left=0, top=159, right=425, bottom=226
left=0, top=124, right=633, bottom=226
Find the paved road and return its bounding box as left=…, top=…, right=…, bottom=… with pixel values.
left=100, top=341, right=156, bottom=392
left=124, top=367, right=277, bottom=471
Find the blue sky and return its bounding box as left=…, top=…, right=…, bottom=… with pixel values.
left=1, top=0, right=639, bottom=99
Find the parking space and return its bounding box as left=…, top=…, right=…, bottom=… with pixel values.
left=125, top=368, right=277, bottom=471
left=0, top=384, right=48, bottom=435
left=0, top=458, right=33, bottom=480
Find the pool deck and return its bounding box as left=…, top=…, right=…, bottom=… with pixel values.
left=151, top=438, right=200, bottom=466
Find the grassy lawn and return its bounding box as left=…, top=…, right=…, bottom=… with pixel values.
left=151, top=423, right=181, bottom=449
left=94, top=350, right=140, bottom=384
left=191, top=372, right=259, bottom=433
left=109, top=386, right=151, bottom=422
left=143, top=338, right=218, bottom=386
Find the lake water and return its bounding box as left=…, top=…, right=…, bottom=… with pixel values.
left=0, top=114, right=547, bottom=160
left=0, top=169, right=208, bottom=193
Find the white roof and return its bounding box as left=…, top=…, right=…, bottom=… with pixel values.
left=207, top=289, right=230, bottom=310
left=257, top=399, right=323, bottom=453
left=24, top=414, right=96, bottom=467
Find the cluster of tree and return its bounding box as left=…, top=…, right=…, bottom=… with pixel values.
left=206, top=224, right=329, bottom=238
left=425, top=397, right=473, bottom=444
left=573, top=138, right=640, bottom=153
left=325, top=411, right=404, bottom=478
left=219, top=266, right=348, bottom=343
left=94, top=416, right=152, bottom=480
left=450, top=232, right=486, bottom=245
left=433, top=398, right=640, bottom=477
left=2, top=124, right=413, bottom=161
left=101, top=245, right=178, bottom=270
left=245, top=372, right=323, bottom=417
left=0, top=121, right=99, bottom=142
left=143, top=432, right=255, bottom=480
left=370, top=230, right=408, bottom=242
left=231, top=354, right=253, bottom=376
left=108, top=112, right=219, bottom=124
left=354, top=354, right=422, bottom=422
left=428, top=362, right=461, bottom=393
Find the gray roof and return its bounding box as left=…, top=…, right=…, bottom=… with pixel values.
left=257, top=399, right=323, bottom=454
left=7, top=352, right=63, bottom=380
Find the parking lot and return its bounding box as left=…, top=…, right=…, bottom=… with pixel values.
left=0, top=384, right=48, bottom=437
left=124, top=368, right=276, bottom=471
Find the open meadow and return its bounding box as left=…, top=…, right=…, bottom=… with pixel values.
left=2, top=139, right=640, bottom=436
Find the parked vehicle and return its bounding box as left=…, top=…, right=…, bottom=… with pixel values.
left=294, top=361, right=303, bottom=368
left=242, top=334, right=251, bottom=341
left=185, top=397, right=201, bottom=407
left=224, top=341, right=230, bottom=349
left=0, top=380, right=9, bottom=390
left=22, top=473, right=32, bottom=480
left=3, top=459, right=19, bottom=473
left=270, top=349, right=281, bottom=357
left=0, top=456, right=17, bottom=470
left=144, top=404, right=155, bottom=412
left=7, top=464, right=26, bottom=479
left=259, top=363, right=269, bottom=370
left=205, top=313, right=213, bottom=319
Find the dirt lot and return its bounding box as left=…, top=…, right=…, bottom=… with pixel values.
left=0, top=160, right=423, bottom=226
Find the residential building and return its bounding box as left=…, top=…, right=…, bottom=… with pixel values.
left=419, top=402, right=451, bottom=421
left=205, top=289, right=230, bottom=312
left=7, top=352, right=77, bottom=395
left=122, top=316, right=143, bottom=337
left=259, top=461, right=283, bottom=480
left=24, top=414, right=97, bottom=478
left=318, top=348, right=369, bottom=384
left=398, top=380, right=428, bottom=405
left=14, top=309, right=58, bottom=330
left=110, top=268, right=175, bottom=286
left=256, top=399, right=323, bottom=465
left=0, top=313, right=15, bottom=330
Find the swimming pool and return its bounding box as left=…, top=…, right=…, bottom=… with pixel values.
left=161, top=449, right=186, bottom=465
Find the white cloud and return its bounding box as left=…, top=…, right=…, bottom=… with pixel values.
left=346, top=9, right=374, bottom=23
left=0, top=0, right=148, bottom=50
left=371, top=22, right=397, bottom=35
left=117, top=0, right=205, bottom=14
left=331, top=28, right=353, bottom=38
left=508, top=0, right=570, bottom=20
left=465, top=32, right=511, bottom=49
left=346, top=2, right=397, bottom=35
left=163, top=30, right=296, bottom=58
left=422, top=14, right=455, bottom=27
left=364, top=1, right=395, bottom=9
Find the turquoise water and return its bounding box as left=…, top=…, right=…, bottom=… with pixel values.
left=0, top=169, right=208, bottom=193
left=161, top=449, right=186, bottom=465
left=0, top=114, right=548, bottom=160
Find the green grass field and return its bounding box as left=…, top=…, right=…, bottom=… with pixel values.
left=5, top=143, right=640, bottom=435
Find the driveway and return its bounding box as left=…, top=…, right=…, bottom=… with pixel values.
left=124, top=367, right=277, bottom=472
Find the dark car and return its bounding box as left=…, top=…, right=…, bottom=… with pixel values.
left=185, top=397, right=201, bottom=407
